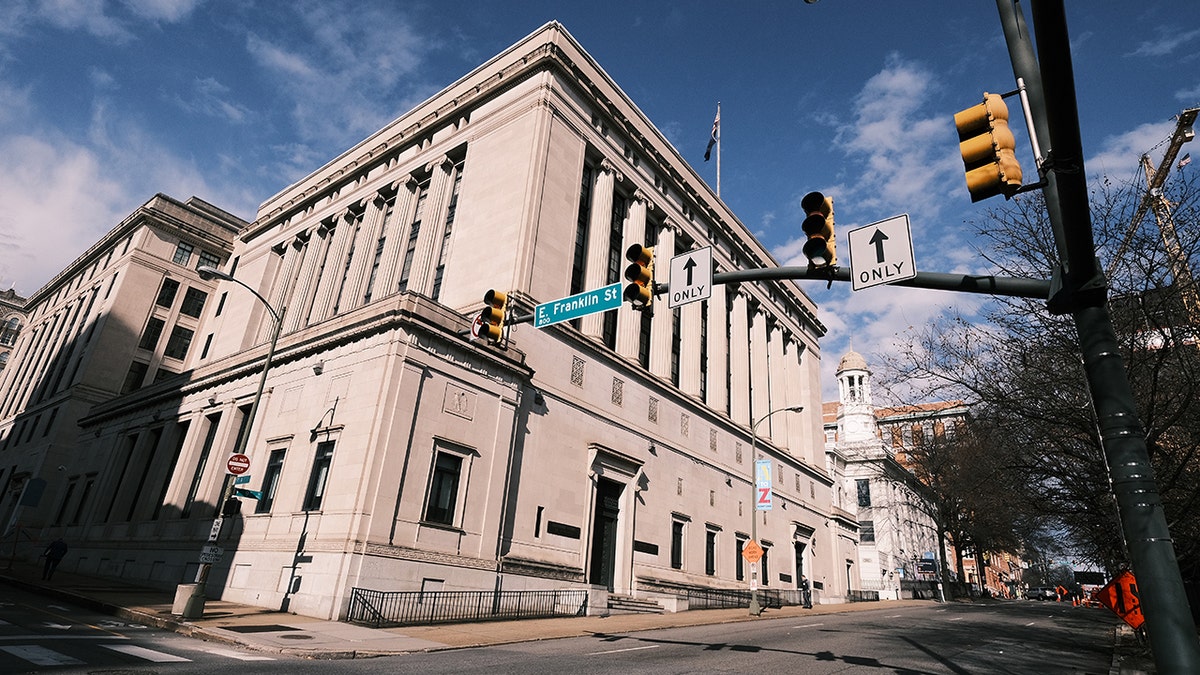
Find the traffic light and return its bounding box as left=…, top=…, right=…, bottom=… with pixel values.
left=477, top=289, right=507, bottom=343
left=623, top=244, right=655, bottom=309
left=954, top=93, right=1023, bottom=202
left=800, top=191, right=836, bottom=268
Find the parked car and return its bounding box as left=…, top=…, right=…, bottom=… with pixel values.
left=1028, top=586, right=1058, bottom=601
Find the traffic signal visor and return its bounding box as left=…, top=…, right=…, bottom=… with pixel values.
left=478, top=289, right=507, bottom=342
left=955, top=93, right=1023, bottom=202
left=800, top=192, right=836, bottom=268
left=623, top=244, right=654, bottom=309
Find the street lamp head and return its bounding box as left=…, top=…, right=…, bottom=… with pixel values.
left=197, top=264, right=234, bottom=282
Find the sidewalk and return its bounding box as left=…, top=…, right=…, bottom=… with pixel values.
left=0, top=560, right=1147, bottom=672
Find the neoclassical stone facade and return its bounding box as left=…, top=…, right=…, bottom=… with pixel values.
left=1, top=23, right=857, bottom=619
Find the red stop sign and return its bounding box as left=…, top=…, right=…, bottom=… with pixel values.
left=226, top=453, right=251, bottom=475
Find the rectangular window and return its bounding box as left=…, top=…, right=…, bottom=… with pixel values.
left=423, top=451, right=463, bottom=525
left=762, top=545, right=770, bottom=585
left=861, top=520, right=876, bottom=543
left=601, top=194, right=627, bottom=349
left=163, top=325, right=194, bottom=360
left=151, top=420, right=188, bottom=520
left=121, top=361, right=149, bottom=394
left=670, top=519, right=685, bottom=570
left=303, top=440, right=335, bottom=511
left=856, top=479, right=872, bottom=508
left=173, top=241, right=194, bottom=265
left=256, top=448, right=287, bottom=513
left=179, top=287, right=208, bottom=318
left=138, top=317, right=165, bottom=350
left=156, top=278, right=180, bottom=308
left=200, top=333, right=213, bottom=359
left=197, top=250, right=221, bottom=270
left=736, top=536, right=747, bottom=581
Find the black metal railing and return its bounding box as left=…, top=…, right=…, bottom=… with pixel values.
left=682, top=587, right=808, bottom=609
left=347, top=587, right=588, bottom=628
left=847, top=589, right=880, bottom=602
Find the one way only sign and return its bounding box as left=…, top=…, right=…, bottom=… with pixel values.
left=668, top=246, right=712, bottom=309
left=846, top=214, right=916, bottom=292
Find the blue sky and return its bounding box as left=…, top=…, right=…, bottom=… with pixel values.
left=1, top=1, right=1197, bottom=400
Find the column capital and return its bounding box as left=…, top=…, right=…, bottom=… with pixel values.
left=632, top=188, right=657, bottom=210
left=599, top=158, right=625, bottom=183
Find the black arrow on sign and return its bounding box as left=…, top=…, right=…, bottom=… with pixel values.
left=683, top=257, right=696, bottom=285
left=869, top=229, right=889, bottom=264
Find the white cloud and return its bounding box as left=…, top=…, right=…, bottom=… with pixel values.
left=1086, top=119, right=1177, bottom=182
left=121, top=0, right=202, bottom=23
left=1128, top=27, right=1200, bottom=58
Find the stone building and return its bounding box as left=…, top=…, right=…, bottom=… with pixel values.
left=1, top=22, right=857, bottom=620
left=0, top=288, right=27, bottom=373
left=823, top=350, right=946, bottom=600
left=0, top=194, right=243, bottom=536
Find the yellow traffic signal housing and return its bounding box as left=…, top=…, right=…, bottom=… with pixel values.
left=800, top=192, right=836, bottom=268
left=955, top=93, right=1023, bottom=202
left=622, top=244, right=655, bottom=309
left=477, top=289, right=507, bottom=342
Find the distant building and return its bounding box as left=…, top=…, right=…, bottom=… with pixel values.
left=823, top=350, right=947, bottom=599
left=0, top=23, right=857, bottom=620
left=0, top=289, right=27, bottom=373
left=0, top=195, right=243, bottom=536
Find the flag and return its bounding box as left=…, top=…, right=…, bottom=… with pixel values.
left=704, top=108, right=720, bottom=162
left=1179, top=153, right=1192, bottom=169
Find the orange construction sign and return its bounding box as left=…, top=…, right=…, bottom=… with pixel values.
left=742, top=540, right=763, bottom=564
left=1094, top=570, right=1145, bottom=630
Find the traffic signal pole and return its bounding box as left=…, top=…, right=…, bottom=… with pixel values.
left=999, top=1, right=1200, bottom=670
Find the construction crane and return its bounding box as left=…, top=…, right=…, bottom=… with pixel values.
left=1108, top=107, right=1199, bottom=323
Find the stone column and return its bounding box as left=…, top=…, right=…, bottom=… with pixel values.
left=378, top=178, right=418, bottom=295
left=784, top=336, right=808, bottom=458
left=310, top=205, right=361, bottom=321
left=729, top=288, right=751, bottom=425
left=616, top=189, right=651, bottom=359
left=581, top=159, right=621, bottom=339
left=750, top=303, right=770, bottom=430
left=706, top=280, right=729, bottom=414
left=767, top=320, right=789, bottom=445
left=649, top=222, right=675, bottom=379
left=679, top=286, right=703, bottom=397
left=284, top=225, right=325, bottom=333
left=407, top=157, right=455, bottom=297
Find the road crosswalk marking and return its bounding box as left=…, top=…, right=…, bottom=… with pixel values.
left=1, top=645, right=84, bottom=666
left=101, top=644, right=192, bottom=662
left=194, top=646, right=277, bottom=661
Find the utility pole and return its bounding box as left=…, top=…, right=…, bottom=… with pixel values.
left=997, top=2, right=1200, bottom=671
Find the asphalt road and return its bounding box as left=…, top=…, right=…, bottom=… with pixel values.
left=0, top=584, right=297, bottom=673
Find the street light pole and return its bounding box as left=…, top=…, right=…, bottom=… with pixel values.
left=747, top=405, right=804, bottom=616
left=177, top=265, right=285, bottom=619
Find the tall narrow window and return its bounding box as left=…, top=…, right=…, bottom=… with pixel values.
left=762, top=545, right=770, bottom=585
left=423, top=451, right=463, bottom=525
left=570, top=164, right=594, bottom=298
left=54, top=479, right=78, bottom=526
left=602, top=194, right=627, bottom=349
left=104, top=433, right=139, bottom=522
left=256, top=448, right=287, bottom=513
left=397, top=180, right=429, bottom=292
left=736, top=536, right=747, bottom=581
left=70, top=475, right=96, bottom=525
left=432, top=160, right=465, bottom=301
left=856, top=479, right=872, bottom=508
left=705, top=528, right=717, bottom=576
left=121, top=361, right=149, bottom=394
left=151, top=420, right=189, bottom=520
left=303, top=440, right=335, bottom=511
left=183, top=413, right=221, bottom=518
left=670, top=518, right=686, bottom=570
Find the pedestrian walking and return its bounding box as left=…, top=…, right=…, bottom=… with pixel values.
left=801, top=574, right=813, bottom=608
left=41, top=538, right=68, bottom=580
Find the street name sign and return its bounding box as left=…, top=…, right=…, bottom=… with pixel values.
left=534, top=282, right=622, bottom=329
left=846, top=214, right=916, bottom=291
left=668, top=246, right=712, bottom=309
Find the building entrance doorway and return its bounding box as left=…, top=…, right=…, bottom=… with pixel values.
left=588, top=478, right=623, bottom=591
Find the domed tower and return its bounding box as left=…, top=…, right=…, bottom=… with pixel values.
left=836, top=350, right=876, bottom=444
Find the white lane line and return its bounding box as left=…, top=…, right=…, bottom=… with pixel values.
left=589, top=644, right=660, bottom=655
left=794, top=623, right=825, bottom=628
left=949, top=617, right=964, bottom=621
left=0, top=635, right=129, bottom=642
left=101, top=644, right=192, bottom=662
left=1025, top=622, right=1036, bottom=626
left=0, top=645, right=84, bottom=666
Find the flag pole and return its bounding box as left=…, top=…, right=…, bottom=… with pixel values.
left=705, top=102, right=721, bottom=197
